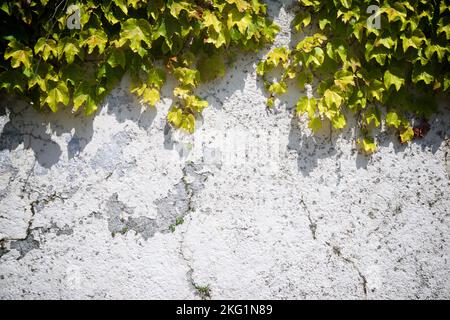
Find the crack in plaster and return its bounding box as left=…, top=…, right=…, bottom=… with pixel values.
left=300, top=196, right=317, bottom=240
left=175, top=163, right=212, bottom=299
left=327, top=242, right=368, bottom=297
left=0, top=192, right=68, bottom=259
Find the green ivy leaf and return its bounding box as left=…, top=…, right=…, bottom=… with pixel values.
left=324, top=89, right=343, bottom=109
left=168, top=107, right=183, bottom=127
left=112, top=0, right=128, bottom=14
left=268, top=81, right=287, bottom=95
left=384, top=70, right=405, bottom=91
left=332, top=113, right=346, bottom=129
left=58, top=37, right=81, bottom=64
left=296, top=96, right=316, bottom=118
left=358, top=137, right=377, bottom=154
left=227, top=8, right=252, bottom=34
left=365, top=108, right=381, bottom=127
left=44, top=82, right=69, bottom=112
left=106, top=48, right=126, bottom=69
left=386, top=111, right=401, bottom=128
left=4, top=41, right=33, bottom=69
left=174, top=67, right=200, bottom=87
left=399, top=126, right=414, bottom=143
left=308, top=117, right=322, bottom=133
left=34, top=38, right=57, bottom=61
left=73, top=82, right=97, bottom=115
left=119, top=19, right=152, bottom=55
left=82, top=29, right=108, bottom=54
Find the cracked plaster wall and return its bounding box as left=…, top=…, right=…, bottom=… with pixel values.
left=0, top=0, right=450, bottom=299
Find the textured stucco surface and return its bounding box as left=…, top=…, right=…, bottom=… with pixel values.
left=1, top=0, right=450, bottom=299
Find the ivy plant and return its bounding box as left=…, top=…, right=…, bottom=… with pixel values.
left=0, top=0, right=278, bottom=133
left=258, top=0, right=450, bottom=153
left=1, top=0, right=449, bottom=153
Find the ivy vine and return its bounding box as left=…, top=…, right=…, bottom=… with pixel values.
left=258, top=0, right=450, bottom=153
left=0, top=0, right=278, bottom=132
left=1, top=0, right=449, bottom=153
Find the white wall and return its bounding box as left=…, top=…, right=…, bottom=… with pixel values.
left=0, top=0, right=449, bottom=299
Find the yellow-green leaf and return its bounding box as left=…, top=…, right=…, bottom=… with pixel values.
left=384, top=70, right=405, bottom=91
left=34, top=38, right=57, bottom=61
left=4, top=41, right=33, bottom=69
left=400, top=126, right=414, bottom=143
left=44, top=82, right=69, bottom=112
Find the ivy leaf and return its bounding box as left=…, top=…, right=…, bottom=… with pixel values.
left=174, top=86, right=191, bottom=98
left=384, top=70, right=405, bottom=91
left=386, top=111, right=401, bottom=128
left=169, top=1, right=191, bottom=18
left=334, top=70, right=355, bottom=91
left=203, top=13, right=227, bottom=49
left=400, top=33, right=425, bottom=53
left=437, top=21, right=450, bottom=40
left=226, top=0, right=250, bottom=12
left=173, top=67, right=200, bottom=87
left=205, top=29, right=227, bottom=48
left=443, top=78, right=450, bottom=92
left=256, top=61, right=266, bottom=76
left=29, top=62, right=56, bottom=91
left=181, top=113, right=196, bottom=133
left=227, top=8, right=252, bottom=34
left=308, top=117, right=322, bottom=133
left=365, top=79, right=385, bottom=102
left=146, top=67, right=166, bottom=89
left=58, top=37, right=81, bottom=64
left=141, top=87, right=160, bottom=107
left=305, top=47, right=324, bottom=67
left=340, top=0, right=352, bottom=9
left=358, top=137, right=377, bottom=154
left=365, top=107, right=381, bottom=127
left=73, top=82, right=97, bottom=115
left=382, top=4, right=407, bottom=24
left=425, top=44, right=447, bottom=62
left=106, top=47, right=126, bottom=69
left=292, top=11, right=311, bottom=32
left=119, top=19, right=152, bottom=55
left=168, top=107, right=183, bottom=127
left=412, top=64, right=434, bottom=85
left=331, top=113, right=346, bottom=129
left=347, top=89, right=366, bottom=110
left=34, top=38, right=57, bottom=61
left=266, top=47, right=290, bottom=68
left=268, top=81, right=287, bottom=95
left=296, top=96, right=316, bottom=118
left=44, top=82, right=69, bottom=112
left=82, top=29, right=108, bottom=54
left=167, top=108, right=196, bottom=133
left=184, top=95, right=208, bottom=113
left=203, top=10, right=222, bottom=33
left=4, top=41, right=33, bottom=69
left=112, top=0, right=128, bottom=14
left=399, top=126, right=414, bottom=143
left=323, top=89, right=343, bottom=109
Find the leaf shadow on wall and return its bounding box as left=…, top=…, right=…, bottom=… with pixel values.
left=104, top=81, right=157, bottom=132
left=0, top=95, right=94, bottom=169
